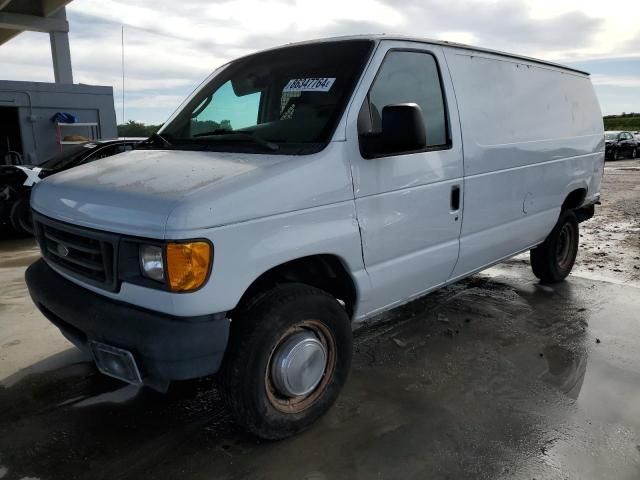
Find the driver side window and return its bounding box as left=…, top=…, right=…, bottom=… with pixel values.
left=361, top=50, right=448, bottom=147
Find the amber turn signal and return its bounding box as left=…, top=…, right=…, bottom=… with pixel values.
left=165, top=241, right=212, bottom=292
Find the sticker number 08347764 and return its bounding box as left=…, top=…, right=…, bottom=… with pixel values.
left=283, top=78, right=336, bottom=92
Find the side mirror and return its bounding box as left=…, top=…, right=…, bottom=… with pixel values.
left=360, top=103, right=427, bottom=159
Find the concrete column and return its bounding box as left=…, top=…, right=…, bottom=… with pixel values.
left=49, top=9, right=73, bottom=84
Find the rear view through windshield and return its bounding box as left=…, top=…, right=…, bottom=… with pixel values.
left=160, top=40, right=374, bottom=153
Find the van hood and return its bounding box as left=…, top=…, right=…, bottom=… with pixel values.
left=31, top=147, right=351, bottom=238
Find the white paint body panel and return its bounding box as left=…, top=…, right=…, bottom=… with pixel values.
left=31, top=37, right=604, bottom=322
left=345, top=42, right=464, bottom=315
left=442, top=47, right=604, bottom=279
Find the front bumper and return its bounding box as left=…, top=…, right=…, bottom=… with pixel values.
left=26, top=259, right=230, bottom=384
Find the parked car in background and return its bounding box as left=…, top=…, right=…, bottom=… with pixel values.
left=1, top=139, right=141, bottom=235
left=604, top=131, right=638, bottom=160
left=25, top=36, right=603, bottom=439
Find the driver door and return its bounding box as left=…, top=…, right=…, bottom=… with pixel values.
left=346, top=42, right=464, bottom=314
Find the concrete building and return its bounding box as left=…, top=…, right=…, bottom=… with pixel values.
left=0, top=0, right=117, bottom=165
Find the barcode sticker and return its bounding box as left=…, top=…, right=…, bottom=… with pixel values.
left=283, top=78, right=336, bottom=92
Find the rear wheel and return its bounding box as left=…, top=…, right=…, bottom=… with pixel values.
left=530, top=210, right=579, bottom=284
left=219, top=283, right=352, bottom=439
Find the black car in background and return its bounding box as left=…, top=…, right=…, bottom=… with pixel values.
left=1, top=139, right=141, bottom=236
left=604, top=131, right=638, bottom=160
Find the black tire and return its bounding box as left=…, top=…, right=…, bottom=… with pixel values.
left=632, top=148, right=637, bottom=160
left=613, top=150, right=621, bottom=161
left=9, top=199, right=33, bottom=236
left=530, top=210, right=579, bottom=284
left=219, top=283, right=352, bottom=440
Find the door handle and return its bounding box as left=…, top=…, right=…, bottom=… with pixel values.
left=451, top=185, right=460, bottom=211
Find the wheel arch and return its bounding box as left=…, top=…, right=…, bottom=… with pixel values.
left=233, top=254, right=359, bottom=319
left=562, top=187, right=588, bottom=211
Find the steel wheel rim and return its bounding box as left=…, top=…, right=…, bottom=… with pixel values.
left=270, top=331, right=327, bottom=397
left=556, top=223, right=575, bottom=270
left=265, top=320, right=337, bottom=414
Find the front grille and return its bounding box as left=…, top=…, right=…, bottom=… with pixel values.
left=34, top=214, right=118, bottom=291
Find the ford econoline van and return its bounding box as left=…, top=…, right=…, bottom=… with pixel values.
left=25, top=35, right=604, bottom=439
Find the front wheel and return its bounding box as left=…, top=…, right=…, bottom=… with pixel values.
left=632, top=148, right=637, bottom=159
left=530, top=210, right=579, bottom=284
left=219, top=283, right=352, bottom=439
left=9, top=199, right=33, bottom=236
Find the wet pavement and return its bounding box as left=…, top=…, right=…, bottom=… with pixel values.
left=0, top=159, right=639, bottom=480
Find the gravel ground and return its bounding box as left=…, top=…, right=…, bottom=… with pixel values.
left=576, top=159, right=640, bottom=284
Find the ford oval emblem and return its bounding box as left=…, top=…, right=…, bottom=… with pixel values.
left=57, top=244, right=70, bottom=257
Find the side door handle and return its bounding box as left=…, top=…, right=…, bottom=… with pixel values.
left=451, top=185, right=461, bottom=211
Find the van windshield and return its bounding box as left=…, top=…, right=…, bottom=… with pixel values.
left=158, top=40, right=373, bottom=154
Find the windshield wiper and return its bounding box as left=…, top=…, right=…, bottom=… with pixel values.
left=193, top=128, right=234, bottom=137
left=143, top=132, right=173, bottom=148
left=192, top=130, right=279, bottom=152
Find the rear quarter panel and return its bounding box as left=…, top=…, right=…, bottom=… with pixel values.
left=443, top=47, right=604, bottom=278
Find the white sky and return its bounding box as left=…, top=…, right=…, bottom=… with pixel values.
left=0, top=0, right=638, bottom=123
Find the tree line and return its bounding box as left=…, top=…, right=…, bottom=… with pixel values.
left=117, top=119, right=232, bottom=138
left=603, top=113, right=640, bottom=131
left=117, top=121, right=162, bottom=137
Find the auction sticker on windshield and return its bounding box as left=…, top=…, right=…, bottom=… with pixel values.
left=283, top=78, right=335, bottom=92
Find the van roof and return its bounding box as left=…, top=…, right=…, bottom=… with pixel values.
left=269, top=34, right=590, bottom=77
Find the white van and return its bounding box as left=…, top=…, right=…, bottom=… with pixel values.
left=26, top=35, right=604, bottom=439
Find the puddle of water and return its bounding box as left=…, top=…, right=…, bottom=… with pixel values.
left=572, top=270, right=640, bottom=288
left=488, top=256, right=640, bottom=289
left=1, top=263, right=639, bottom=480
left=605, top=166, right=640, bottom=172
left=0, top=239, right=39, bottom=269
left=541, top=345, right=587, bottom=399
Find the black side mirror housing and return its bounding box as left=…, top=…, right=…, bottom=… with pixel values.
left=360, top=103, right=427, bottom=159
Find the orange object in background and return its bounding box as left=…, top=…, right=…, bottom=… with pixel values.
left=62, top=135, right=90, bottom=142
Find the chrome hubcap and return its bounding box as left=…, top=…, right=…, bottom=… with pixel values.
left=271, top=331, right=328, bottom=397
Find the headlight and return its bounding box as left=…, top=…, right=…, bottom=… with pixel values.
left=166, top=241, right=212, bottom=292
left=139, top=244, right=164, bottom=282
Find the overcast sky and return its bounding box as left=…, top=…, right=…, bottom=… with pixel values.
left=1, top=0, right=638, bottom=124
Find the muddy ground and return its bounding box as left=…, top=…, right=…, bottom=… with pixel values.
left=0, top=159, right=639, bottom=480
